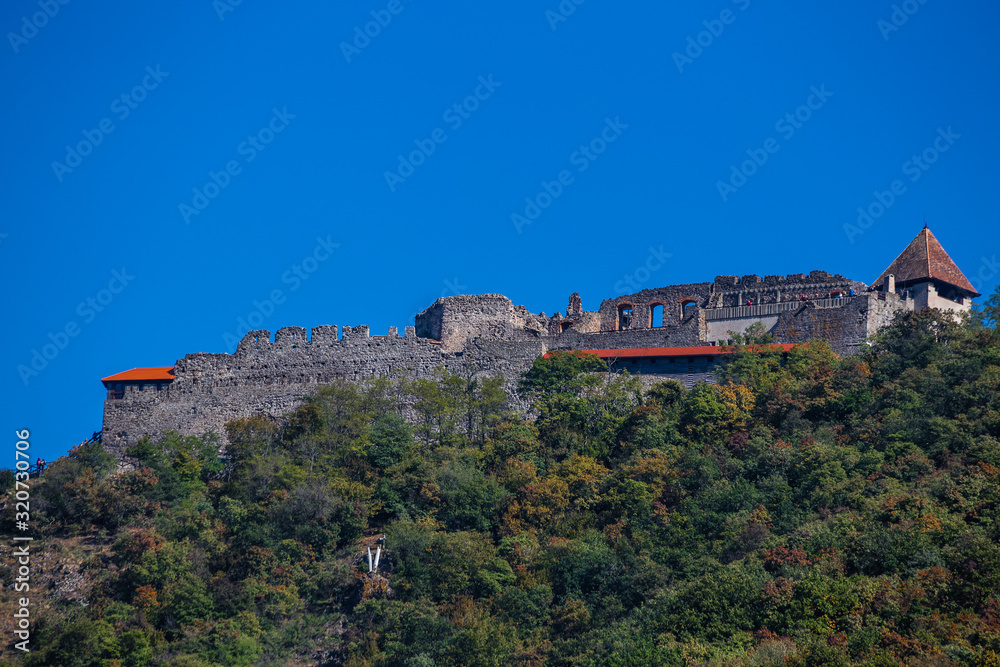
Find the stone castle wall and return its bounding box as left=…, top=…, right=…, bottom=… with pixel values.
left=707, top=271, right=863, bottom=308
left=105, top=326, right=485, bottom=457
left=597, top=282, right=715, bottom=330
left=769, top=292, right=911, bottom=356
left=102, top=270, right=915, bottom=457
left=594, top=272, right=866, bottom=332
left=607, top=355, right=722, bottom=388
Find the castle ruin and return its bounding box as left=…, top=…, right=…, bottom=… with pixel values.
left=100, top=227, right=979, bottom=457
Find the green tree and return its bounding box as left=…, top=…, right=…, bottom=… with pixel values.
left=519, top=350, right=608, bottom=396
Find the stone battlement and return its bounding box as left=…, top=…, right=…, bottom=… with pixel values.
left=99, top=280, right=879, bottom=457
left=101, top=228, right=977, bottom=457
left=236, top=324, right=419, bottom=352
left=713, top=270, right=848, bottom=287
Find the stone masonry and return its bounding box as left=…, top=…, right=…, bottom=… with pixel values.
left=100, top=229, right=978, bottom=457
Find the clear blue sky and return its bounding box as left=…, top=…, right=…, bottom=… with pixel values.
left=2, top=0, right=998, bottom=463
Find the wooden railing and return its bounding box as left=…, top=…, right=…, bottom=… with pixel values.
left=704, top=296, right=855, bottom=321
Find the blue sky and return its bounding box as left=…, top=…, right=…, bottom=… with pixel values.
left=2, top=0, right=998, bottom=463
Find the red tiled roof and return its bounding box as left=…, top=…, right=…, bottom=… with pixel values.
left=101, top=367, right=175, bottom=383
left=544, top=344, right=797, bottom=359
left=871, top=227, right=979, bottom=296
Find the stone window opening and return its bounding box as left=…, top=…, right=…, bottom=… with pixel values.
left=617, top=305, right=634, bottom=331
left=681, top=299, right=698, bottom=319
left=650, top=303, right=664, bottom=328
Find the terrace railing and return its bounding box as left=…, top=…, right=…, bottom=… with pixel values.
left=703, top=296, right=855, bottom=321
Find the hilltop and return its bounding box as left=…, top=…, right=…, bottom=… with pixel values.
left=3, top=293, right=1000, bottom=666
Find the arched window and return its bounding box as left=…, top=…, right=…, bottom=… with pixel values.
left=680, top=299, right=698, bottom=319
left=617, top=304, right=634, bottom=331
left=650, top=303, right=664, bottom=328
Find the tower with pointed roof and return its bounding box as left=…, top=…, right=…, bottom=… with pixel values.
left=869, top=226, right=979, bottom=313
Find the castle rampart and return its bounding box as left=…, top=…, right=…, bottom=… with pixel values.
left=101, top=228, right=976, bottom=457
left=101, top=284, right=879, bottom=457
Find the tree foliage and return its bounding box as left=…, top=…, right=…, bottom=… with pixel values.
left=13, top=290, right=1000, bottom=666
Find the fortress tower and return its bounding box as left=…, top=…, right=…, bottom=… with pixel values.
left=869, top=226, right=979, bottom=312
left=99, top=227, right=978, bottom=457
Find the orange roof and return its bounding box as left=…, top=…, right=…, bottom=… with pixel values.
left=101, top=367, right=175, bottom=383
left=871, top=227, right=979, bottom=296
left=544, top=344, right=796, bottom=359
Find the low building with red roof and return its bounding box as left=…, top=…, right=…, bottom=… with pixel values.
left=101, top=367, right=175, bottom=399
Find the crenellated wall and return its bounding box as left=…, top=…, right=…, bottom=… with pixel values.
left=102, top=268, right=917, bottom=457
left=707, top=271, right=864, bottom=308
left=103, top=325, right=459, bottom=457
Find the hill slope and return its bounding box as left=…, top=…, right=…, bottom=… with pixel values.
left=4, top=302, right=1000, bottom=667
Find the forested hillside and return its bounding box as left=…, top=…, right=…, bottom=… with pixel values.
left=4, top=298, right=1000, bottom=666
